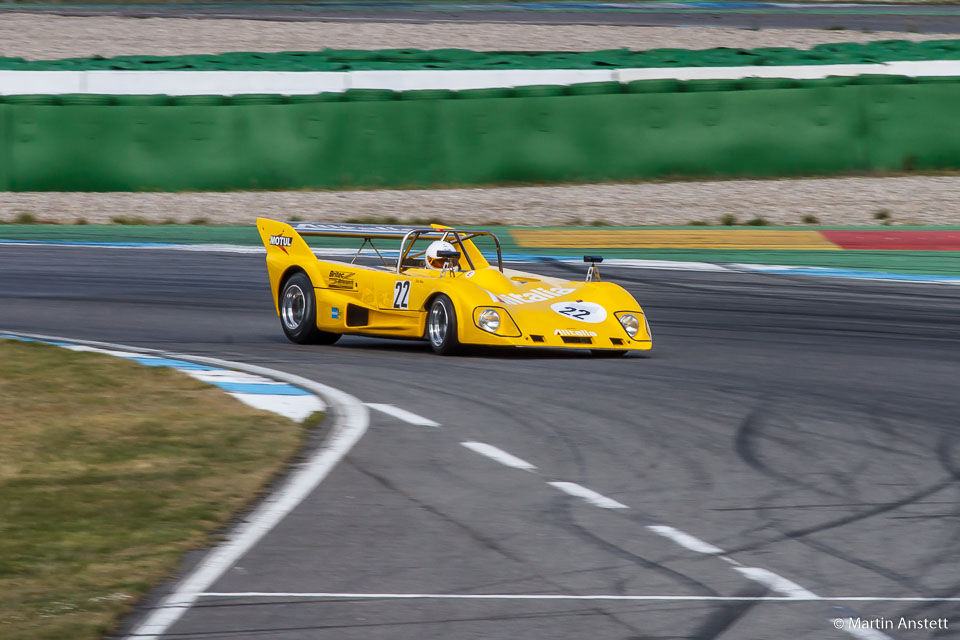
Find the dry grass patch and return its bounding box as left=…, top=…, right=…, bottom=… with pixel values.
left=0, top=339, right=311, bottom=640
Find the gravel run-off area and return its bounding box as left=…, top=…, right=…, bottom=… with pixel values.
left=2, top=14, right=960, bottom=227
left=1, top=14, right=958, bottom=58
left=5, top=177, right=960, bottom=227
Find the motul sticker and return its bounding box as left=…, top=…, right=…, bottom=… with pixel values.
left=269, top=234, right=292, bottom=253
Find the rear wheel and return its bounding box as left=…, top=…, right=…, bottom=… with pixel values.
left=426, top=295, right=460, bottom=355
left=279, top=273, right=341, bottom=345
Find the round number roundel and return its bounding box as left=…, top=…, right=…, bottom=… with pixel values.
left=550, top=301, right=607, bottom=324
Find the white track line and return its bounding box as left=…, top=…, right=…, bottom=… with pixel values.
left=646, top=525, right=725, bottom=555
left=227, top=393, right=325, bottom=423
left=547, top=482, right=629, bottom=509
left=366, top=403, right=440, bottom=427
left=0, top=331, right=370, bottom=640
left=461, top=441, right=537, bottom=472
left=195, top=592, right=960, bottom=602
left=734, top=567, right=819, bottom=600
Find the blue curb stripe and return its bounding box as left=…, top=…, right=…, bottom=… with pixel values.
left=211, top=382, right=311, bottom=396
left=125, top=356, right=216, bottom=370
left=0, top=336, right=308, bottom=396
left=749, top=267, right=960, bottom=282
left=0, top=239, right=190, bottom=248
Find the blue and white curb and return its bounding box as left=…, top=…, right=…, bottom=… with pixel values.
left=0, top=334, right=324, bottom=422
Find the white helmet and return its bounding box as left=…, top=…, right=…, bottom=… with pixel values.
left=425, top=240, right=458, bottom=270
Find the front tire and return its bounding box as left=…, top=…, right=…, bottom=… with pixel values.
left=426, top=294, right=460, bottom=355
left=279, top=273, right=341, bottom=345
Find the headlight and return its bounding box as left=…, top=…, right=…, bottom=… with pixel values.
left=478, top=309, right=501, bottom=333
left=618, top=313, right=640, bottom=338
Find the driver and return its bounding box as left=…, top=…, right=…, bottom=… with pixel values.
left=425, top=240, right=459, bottom=270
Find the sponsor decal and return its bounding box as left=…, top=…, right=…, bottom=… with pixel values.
left=328, top=270, right=356, bottom=291
left=393, top=280, right=411, bottom=309
left=554, top=329, right=598, bottom=337
left=498, top=286, right=575, bottom=306
left=465, top=271, right=475, bottom=278
left=269, top=234, right=292, bottom=254
left=549, top=300, right=607, bottom=324
left=331, top=307, right=340, bottom=319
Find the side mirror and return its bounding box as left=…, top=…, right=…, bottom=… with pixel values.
left=584, top=255, right=604, bottom=282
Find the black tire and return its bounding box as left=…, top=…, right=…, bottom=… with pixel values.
left=426, top=294, right=460, bottom=355
left=591, top=349, right=627, bottom=358
left=279, top=272, right=341, bottom=345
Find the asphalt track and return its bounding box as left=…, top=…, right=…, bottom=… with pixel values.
left=3, top=244, right=960, bottom=639
left=7, top=1, right=960, bottom=33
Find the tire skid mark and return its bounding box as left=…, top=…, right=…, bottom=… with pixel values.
left=551, top=502, right=722, bottom=598
left=345, top=463, right=649, bottom=637
left=734, top=404, right=847, bottom=499
left=688, top=584, right=770, bottom=640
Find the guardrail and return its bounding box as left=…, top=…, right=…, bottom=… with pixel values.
left=0, top=75, right=956, bottom=191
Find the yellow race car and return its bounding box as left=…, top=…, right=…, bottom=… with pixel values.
left=256, top=218, right=652, bottom=356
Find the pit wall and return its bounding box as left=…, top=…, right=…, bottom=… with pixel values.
left=2, top=74, right=958, bottom=192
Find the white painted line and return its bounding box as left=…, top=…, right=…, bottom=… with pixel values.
left=228, top=393, right=326, bottom=423
left=734, top=567, right=819, bottom=600
left=603, top=258, right=730, bottom=272
left=460, top=441, right=537, bottom=472
left=547, top=482, right=628, bottom=509
left=0, top=331, right=370, bottom=640
left=185, top=370, right=286, bottom=385
left=59, top=344, right=162, bottom=359
left=6, top=60, right=960, bottom=97
left=833, top=623, right=897, bottom=640
left=731, top=566, right=892, bottom=640
left=195, top=591, right=960, bottom=602
left=366, top=403, right=440, bottom=427
left=646, top=525, right=725, bottom=555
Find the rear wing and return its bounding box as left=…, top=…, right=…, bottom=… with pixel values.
left=257, top=218, right=502, bottom=273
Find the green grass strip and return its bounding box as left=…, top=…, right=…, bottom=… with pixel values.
left=0, top=339, right=311, bottom=640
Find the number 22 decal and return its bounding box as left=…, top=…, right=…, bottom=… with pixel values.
left=558, top=306, right=590, bottom=319
left=549, top=300, right=607, bottom=323
left=393, top=280, right=411, bottom=309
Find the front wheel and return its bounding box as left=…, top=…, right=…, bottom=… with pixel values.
left=426, top=294, right=460, bottom=355
left=279, top=273, right=341, bottom=345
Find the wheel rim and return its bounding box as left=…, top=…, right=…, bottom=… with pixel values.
left=281, top=284, right=306, bottom=331
left=428, top=303, right=447, bottom=347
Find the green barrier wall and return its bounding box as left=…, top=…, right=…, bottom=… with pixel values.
left=2, top=78, right=959, bottom=191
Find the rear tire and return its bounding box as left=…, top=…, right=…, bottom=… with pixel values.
left=279, top=272, right=341, bottom=345
left=426, top=295, right=460, bottom=355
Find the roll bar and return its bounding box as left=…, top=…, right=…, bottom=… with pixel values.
left=397, top=229, right=503, bottom=274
